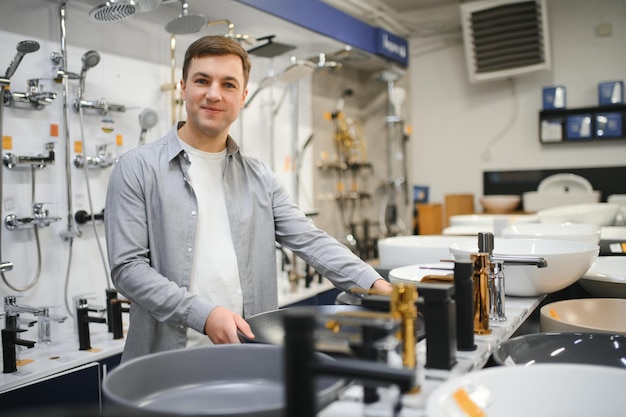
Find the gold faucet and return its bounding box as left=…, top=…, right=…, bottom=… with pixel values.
left=471, top=252, right=492, bottom=335
left=346, top=283, right=420, bottom=392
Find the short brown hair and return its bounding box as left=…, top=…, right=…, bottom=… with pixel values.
left=182, top=35, right=252, bottom=87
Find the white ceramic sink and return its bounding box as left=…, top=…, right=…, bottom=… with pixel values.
left=427, top=364, right=626, bottom=416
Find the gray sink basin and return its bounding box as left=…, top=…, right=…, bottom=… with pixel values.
left=493, top=332, right=626, bottom=368
left=102, top=344, right=344, bottom=417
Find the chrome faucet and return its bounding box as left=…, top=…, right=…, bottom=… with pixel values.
left=35, top=307, right=67, bottom=344
left=5, top=202, right=62, bottom=230
left=73, top=97, right=126, bottom=115
left=3, top=79, right=57, bottom=110
left=3, top=142, right=55, bottom=169
left=4, top=295, right=41, bottom=329
left=73, top=144, right=116, bottom=169
left=478, top=232, right=548, bottom=322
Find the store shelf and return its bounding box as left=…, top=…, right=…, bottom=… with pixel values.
left=539, top=104, right=626, bottom=144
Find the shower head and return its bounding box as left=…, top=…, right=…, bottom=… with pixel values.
left=89, top=0, right=136, bottom=22
left=78, top=50, right=101, bottom=98
left=138, top=108, right=159, bottom=146
left=81, top=50, right=101, bottom=71
left=4, top=40, right=40, bottom=79
left=165, top=0, right=206, bottom=34
left=139, top=108, right=159, bottom=130
left=247, top=36, right=296, bottom=58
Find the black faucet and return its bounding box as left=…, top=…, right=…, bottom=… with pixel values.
left=76, top=298, right=107, bottom=350
left=2, top=328, right=36, bottom=373
left=105, top=289, right=129, bottom=340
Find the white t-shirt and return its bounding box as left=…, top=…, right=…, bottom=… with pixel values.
left=180, top=142, right=243, bottom=347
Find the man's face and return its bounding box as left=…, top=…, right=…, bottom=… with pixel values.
left=180, top=54, right=248, bottom=141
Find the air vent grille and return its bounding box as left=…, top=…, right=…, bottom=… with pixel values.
left=461, top=0, right=550, bottom=83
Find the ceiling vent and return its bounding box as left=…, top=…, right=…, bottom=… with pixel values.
left=460, top=0, right=551, bottom=83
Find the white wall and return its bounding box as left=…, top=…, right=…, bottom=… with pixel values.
left=408, top=0, right=626, bottom=207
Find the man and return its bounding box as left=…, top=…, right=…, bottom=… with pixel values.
left=105, top=35, right=391, bottom=362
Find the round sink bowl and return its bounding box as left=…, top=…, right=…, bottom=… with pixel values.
left=579, top=257, right=626, bottom=298
left=501, top=222, right=601, bottom=244
left=426, top=364, right=626, bottom=417
left=540, top=298, right=626, bottom=334
left=377, top=235, right=473, bottom=269
left=479, top=195, right=521, bottom=214
left=103, top=344, right=344, bottom=416
left=493, top=332, right=626, bottom=368
left=538, top=203, right=620, bottom=226
left=450, top=238, right=599, bottom=296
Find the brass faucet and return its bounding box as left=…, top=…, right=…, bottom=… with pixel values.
left=390, top=283, right=418, bottom=370
left=471, top=251, right=492, bottom=335
left=346, top=283, right=420, bottom=392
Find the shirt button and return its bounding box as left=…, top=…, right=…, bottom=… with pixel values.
left=191, top=210, right=197, bottom=216
left=187, top=247, right=192, bottom=253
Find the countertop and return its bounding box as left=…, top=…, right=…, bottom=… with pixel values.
left=0, top=313, right=125, bottom=394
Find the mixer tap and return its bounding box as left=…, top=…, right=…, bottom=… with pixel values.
left=3, top=142, right=55, bottom=169
left=3, top=79, right=57, bottom=110
left=73, top=144, right=116, bottom=169
left=4, top=295, right=41, bottom=329
left=5, top=202, right=62, bottom=230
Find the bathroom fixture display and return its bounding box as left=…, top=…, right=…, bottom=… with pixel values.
left=89, top=0, right=136, bottom=22
left=165, top=0, right=206, bottom=34
left=3, top=142, right=55, bottom=170
left=3, top=79, right=57, bottom=110
left=138, top=108, right=158, bottom=146
left=0, top=40, right=40, bottom=292
left=73, top=144, right=116, bottom=169
left=5, top=203, right=62, bottom=230
left=377, top=67, right=409, bottom=237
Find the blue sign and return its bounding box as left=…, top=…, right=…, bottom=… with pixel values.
left=375, top=28, right=408, bottom=67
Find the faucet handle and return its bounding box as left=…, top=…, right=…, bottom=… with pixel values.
left=477, top=232, right=494, bottom=254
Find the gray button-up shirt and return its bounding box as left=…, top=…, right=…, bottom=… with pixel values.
left=105, top=123, right=382, bottom=362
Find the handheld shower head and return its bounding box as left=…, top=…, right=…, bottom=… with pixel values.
left=165, top=0, right=206, bottom=34
left=81, top=50, right=101, bottom=72
left=4, top=40, right=40, bottom=79
left=89, top=0, right=136, bottom=22
left=138, top=108, right=158, bottom=146
left=78, top=50, right=101, bottom=98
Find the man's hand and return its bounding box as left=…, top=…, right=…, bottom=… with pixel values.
left=204, top=306, right=255, bottom=344
left=371, top=278, right=393, bottom=296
